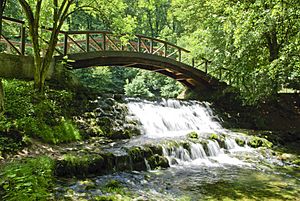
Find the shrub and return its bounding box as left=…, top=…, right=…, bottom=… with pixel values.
left=0, top=156, right=54, bottom=201
left=1, top=79, right=80, bottom=144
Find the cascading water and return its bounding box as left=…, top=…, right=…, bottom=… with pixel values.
left=55, top=98, right=300, bottom=200
left=126, top=98, right=226, bottom=138
left=126, top=98, right=252, bottom=167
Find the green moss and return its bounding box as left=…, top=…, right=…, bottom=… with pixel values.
left=187, top=131, right=198, bottom=139
left=209, top=133, right=219, bottom=140
left=247, top=136, right=273, bottom=148
left=55, top=153, right=104, bottom=177
left=292, top=159, right=300, bottom=165
left=147, top=154, right=169, bottom=169
left=235, top=138, right=246, bottom=146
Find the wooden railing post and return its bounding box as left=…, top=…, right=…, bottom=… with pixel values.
left=86, top=33, right=90, bottom=52
left=63, top=32, right=68, bottom=55
left=150, top=39, right=153, bottom=53
left=178, top=49, right=182, bottom=62
left=20, top=26, right=26, bottom=55
left=137, top=37, right=141, bottom=52
left=164, top=42, right=167, bottom=57
left=192, top=58, right=195, bottom=67
left=205, top=60, right=208, bottom=73
left=103, top=33, right=106, bottom=50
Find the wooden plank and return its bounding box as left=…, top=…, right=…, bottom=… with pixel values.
left=2, top=16, right=25, bottom=25
left=141, top=39, right=150, bottom=53
left=152, top=44, right=164, bottom=55
left=68, top=35, right=86, bottom=52
left=0, top=34, right=21, bottom=55
left=106, top=35, right=121, bottom=50
left=167, top=49, right=178, bottom=58
left=128, top=41, right=138, bottom=52
left=89, top=36, right=103, bottom=51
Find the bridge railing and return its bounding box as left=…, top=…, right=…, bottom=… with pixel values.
left=0, top=16, right=242, bottom=86
left=0, top=16, right=26, bottom=55
left=60, top=30, right=190, bottom=62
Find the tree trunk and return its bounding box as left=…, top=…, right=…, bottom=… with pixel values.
left=265, top=27, right=280, bottom=92
left=0, top=0, right=6, bottom=113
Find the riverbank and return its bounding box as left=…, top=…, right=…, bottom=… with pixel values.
left=0, top=80, right=299, bottom=200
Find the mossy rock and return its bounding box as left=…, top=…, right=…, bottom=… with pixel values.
left=55, top=153, right=105, bottom=177
left=115, top=155, right=131, bottom=171
left=108, top=129, right=132, bottom=139
left=187, top=131, right=198, bottom=139
left=292, top=159, right=300, bottom=165
left=209, top=134, right=226, bottom=148
left=145, top=144, right=163, bottom=155
left=235, top=138, right=246, bottom=146
left=147, top=154, right=169, bottom=169
left=200, top=140, right=209, bottom=155
left=127, top=146, right=147, bottom=162
left=180, top=141, right=191, bottom=152
left=247, top=136, right=273, bottom=148
left=209, top=133, right=219, bottom=141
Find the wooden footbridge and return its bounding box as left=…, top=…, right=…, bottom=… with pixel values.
left=0, top=16, right=228, bottom=94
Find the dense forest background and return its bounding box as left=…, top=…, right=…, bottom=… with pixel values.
left=2, top=0, right=300, bottom=103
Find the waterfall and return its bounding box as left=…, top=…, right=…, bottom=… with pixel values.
left=126, top=98, right=226, bottom=138
left=126, top=98, right=251, bottom=167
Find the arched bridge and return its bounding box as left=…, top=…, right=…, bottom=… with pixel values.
left=0, top=16, right=228, bottom=94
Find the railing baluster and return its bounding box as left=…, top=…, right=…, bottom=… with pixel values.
left=164, top=42, right=167, bottom=57
left=150, top=39, right=153, bottom=54
left=192, top=58, right=195, bottom=67
left=20, top=26, right=26, bottom=55
left=63, top=32, right=68, bottom=55
left=137, top=37, right=141, bottom=52
left=178, top=49, right=182, bottom=62
left=103, top=33, right=106, bottom=51
left=205, top=61, right=208, bottom=73
left=86, top=33, right=90, bottom=52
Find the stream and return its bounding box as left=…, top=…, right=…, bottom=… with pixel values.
left=55, top=98, right=300, bottom=200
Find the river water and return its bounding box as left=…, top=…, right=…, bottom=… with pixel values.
left=55, top=99, right=300, bottom=200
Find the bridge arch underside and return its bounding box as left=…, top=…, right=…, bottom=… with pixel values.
left=62, top=51, right=220, bottom=91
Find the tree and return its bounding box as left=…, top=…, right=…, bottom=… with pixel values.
left=17, top=0, right=79, bottom=92
left=0, top=0, right=7, bottom=113
left=171, top=0, right=300, bottom=104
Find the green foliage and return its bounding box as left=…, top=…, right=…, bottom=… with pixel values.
left=1, top=79, right=80, bottom=144
left=0, top=156, right=54, bottom=201
left=171, top=0, right=300, bottom=104
left=124, top=75, right=154, bottom=97
left=124, top=70, right=184, bottom=98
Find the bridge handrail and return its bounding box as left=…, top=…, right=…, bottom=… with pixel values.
left=1, top=16, right=240, bottom=86
left=60, top=30, right=190, bottom=53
